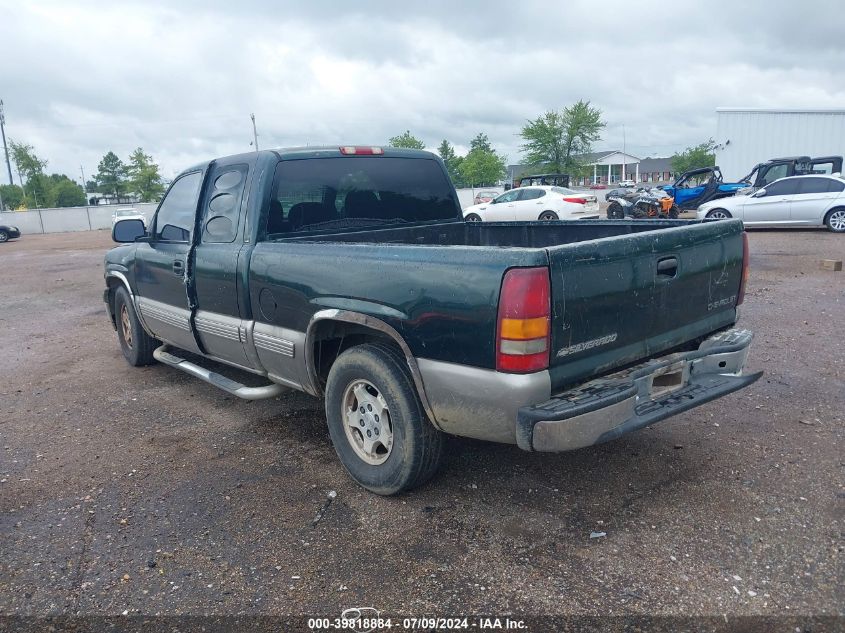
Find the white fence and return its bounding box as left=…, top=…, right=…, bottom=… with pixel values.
left=0, top=203, right=158, bottom=235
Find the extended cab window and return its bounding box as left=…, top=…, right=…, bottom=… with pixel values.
left=202, top=164, right=249, bottom=243
left=266, top=157, right=459, bottom=234
left=155, top=171, right=202, bottom=242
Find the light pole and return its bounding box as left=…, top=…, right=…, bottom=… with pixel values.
left=250, top=113, right=259, bottom=151
left=0, top=99, right=13, bottom=187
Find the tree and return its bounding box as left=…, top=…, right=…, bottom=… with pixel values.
left=9, top=140, right=48, bottom=190
left=126, top=147, right=165, bottom=202
left=96, top=151, right=127, bottom=199
left=437, top=139, right=464, bottom=186
left=520, top=100, right=605, bottom=174
left=459, top=147, right=506, bottom=188
left=469, top=133, right=492, bottom=154
left=671, top=139, right=717, bottom=177
left=48, top=174, right=86, bottom=207
left=0, top=184, right=25, bottom=210
left=388, top=130, right=425, bottom=149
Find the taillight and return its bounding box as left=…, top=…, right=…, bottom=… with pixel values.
left=563, top=197, right=587, bottom=204
left=496, top=267, right=551, bottom=373
left=736, top=231, right=749, bottom=306
left=339, top=146, right=384, bottom=155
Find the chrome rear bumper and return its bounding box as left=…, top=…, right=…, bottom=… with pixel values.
left=516, top=328, right=761, bottom=452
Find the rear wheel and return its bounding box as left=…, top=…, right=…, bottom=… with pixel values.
left=705, top=209, right=732, bottom=220
left=538, top=211, right=558, bottom=221
left=464, top=213, right=482, bottom=222
left=325, top=343, right=445, bottom=495
left=668, top=204, right=680, bottom=219
left=824, top=208, right=845, bottom=233
left=0, top=230, right=8, bottom=243
left=114, top=286, right=158, bottom=366
left=607, top=201, right=625, bottom=219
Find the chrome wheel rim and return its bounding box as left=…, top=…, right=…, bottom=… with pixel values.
left=465, top=215, right=481, bottom=222
left=342, top=379, right=393, bottom=465
left=0, top=232, right=7, bottom=242
left=708, top=210, right=729, bottom=220
left=120, top=304, right=133, bottom=348
left=540, top=213, right=557, bottom=221
left=829, top=210, right=845, bottom=231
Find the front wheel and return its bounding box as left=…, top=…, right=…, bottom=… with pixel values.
left=464, top=213, right=482, bottom=222
left=824, top=208, right=845, bottom=233
left=0, top=230, right=8, bottom=243
left=538, top=211, right=559, bottom=221
left=113, top=286, right=159, bottom=366
left=705, top=209, right=732, bottom=220
left=607, top=201, right=625, bottom=219
left=325, top=343, right=445, bottom=495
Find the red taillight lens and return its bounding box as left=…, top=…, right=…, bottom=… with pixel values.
left=563, top=197, right=587, bottom=204
left=736, top=231, right=749, bottom=306
left=339, top=146, right=384, bottom=155
left=496, top=267, right=551, bottom=373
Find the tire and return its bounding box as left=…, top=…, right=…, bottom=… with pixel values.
left=464, top=213, right=482, bottom=222
left=538, top=211, right=559, bottom=221
left=668, top=204, right=680, bottom=219
left=705, top=209, right=732, bottom=220
left=324, top=343, right=445, bottom=495
left=113, top=286, right=158, bottom=366
left=0, top=230, right=8, bottom=243
left=607, top=201, right=625, bottom=219
left=824, top=207, right=845, bottom=233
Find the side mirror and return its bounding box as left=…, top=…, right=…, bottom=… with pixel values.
left=112, top=218, right=146, bottom=243
left=751, top=189, right=766, bottom=198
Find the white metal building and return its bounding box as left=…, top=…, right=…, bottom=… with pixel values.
left=715, top=108, right=845, bottom=180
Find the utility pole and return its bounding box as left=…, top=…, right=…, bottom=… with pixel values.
left=80, top=165, right=88, bottom=200
left=622, top=124, right=626, bottom=183
left=250, top=113, right=259, bottom=151
left=0, top=99, right=13, bottom=186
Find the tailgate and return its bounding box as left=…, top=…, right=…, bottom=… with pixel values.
left=546, top=220, right=745, bottom=389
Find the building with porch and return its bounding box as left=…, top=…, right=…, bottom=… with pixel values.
left=508, top=152, right=677, bottom=187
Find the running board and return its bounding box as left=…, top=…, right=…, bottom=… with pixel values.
left=153, top=345, right=288, bottom=400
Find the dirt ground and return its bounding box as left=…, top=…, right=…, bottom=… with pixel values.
left=0, top=229, right=842, bottom=626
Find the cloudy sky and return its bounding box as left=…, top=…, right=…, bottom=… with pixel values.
left=1, top=0, right=843, bottom=182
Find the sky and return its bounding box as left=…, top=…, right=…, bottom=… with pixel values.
left=1, top=0, right=844, bottom=183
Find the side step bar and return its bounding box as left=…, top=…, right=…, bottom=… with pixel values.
left=153, top=345, right=288, bottom=400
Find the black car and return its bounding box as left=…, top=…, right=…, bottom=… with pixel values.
left=0, top=224, right=21, bottom=243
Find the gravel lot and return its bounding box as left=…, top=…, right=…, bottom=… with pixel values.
left=0, top=229, right=842, bottom=626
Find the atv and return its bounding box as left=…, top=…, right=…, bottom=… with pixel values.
left=606, top=187, right=679, bottom=219
left=661, top=166, right=746, bottom=210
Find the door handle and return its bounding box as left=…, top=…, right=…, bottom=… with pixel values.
left=172, top=260, right=185, bottom=275
left=657, top=256, right=678, bottom=278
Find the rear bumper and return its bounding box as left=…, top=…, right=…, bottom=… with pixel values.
left=516, top=328, right=761, bottom=451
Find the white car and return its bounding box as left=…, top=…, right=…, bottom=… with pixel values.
left=463, top=186, right=600, bottom=222
left=112, top=208, right=147, bottom=226
left=696, top=175, right=845, bottom=232
left=618, top=179, right=636, bottom=187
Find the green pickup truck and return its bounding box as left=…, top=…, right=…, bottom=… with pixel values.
left=104, top=146, right=761, bottom=495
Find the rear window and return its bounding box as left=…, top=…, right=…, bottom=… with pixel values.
left=266, top=157, right=459, bottom=235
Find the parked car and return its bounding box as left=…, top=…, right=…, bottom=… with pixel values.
left=0, top=224, right=21, bottom=243
left=473, top=190, right=498, bottom=205
left=618, top=179, right=636, bottom=187
left=697, top=175, right=845, bottom=232
left=463, top=186, right=600, bottom=221
left=112, top=208, right=147, bottom=226
left=105, top=145, right=759, bottom=495
left=589, top=183, right=607, bottom=190
left=606, top=187, right=634, bottom=200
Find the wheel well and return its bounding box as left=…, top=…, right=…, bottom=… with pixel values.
left=824, top=206, right=845, bottom=223
left=308, top=320, right=400, bottom=394
left=105, top=277, right=125, bottom=326
left=538, top=210, right=558, bottom=219
left=706, top=208, right=731, bottom=217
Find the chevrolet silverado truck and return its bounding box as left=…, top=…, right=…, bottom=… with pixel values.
left=104, top=146, right=761, bottom=495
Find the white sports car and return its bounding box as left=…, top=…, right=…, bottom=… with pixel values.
left=463, top=186, right=600, bottom=222
left=697, top=175, right=845, bottom=232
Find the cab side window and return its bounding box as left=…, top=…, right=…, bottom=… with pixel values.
left=202, top=164, right=249, bottom=243
left=155, top=172, right=202, bottom=242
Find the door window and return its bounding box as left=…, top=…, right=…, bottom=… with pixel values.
left=202, top=164, right=249, bottom=243
left=518, top=188, right=545, bottom=201
left=797, top=177, right=834, bottom=195
left=826, top=179, right=845, bottom=193
left=763, top=178, right=800, bottom=197
left=155, top=172, right=203, bottom=242
left=494, top=190, right=520, bottom=204
left=760, top=164, right=789, bottom=187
